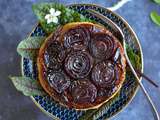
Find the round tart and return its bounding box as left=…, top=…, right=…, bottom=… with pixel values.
left=37, top=22, right=126, bottom=110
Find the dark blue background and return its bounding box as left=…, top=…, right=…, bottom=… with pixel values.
left=0, top=0, right=159, bottom=120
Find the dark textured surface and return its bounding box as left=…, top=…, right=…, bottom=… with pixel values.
left=0, top=0, right=159, bottom=120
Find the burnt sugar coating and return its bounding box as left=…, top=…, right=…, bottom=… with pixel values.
left=37, top=22, right=126, bottom=110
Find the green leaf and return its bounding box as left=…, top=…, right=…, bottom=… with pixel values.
left=32, top=3, right=91, bottom=33
left=153, top=0, right=160, bottom=4
left=9, top=76, right=46, bottom=96
left=126, top=45, right=142, bottom=70
left=150, top=11, right=160, bottom=26
left=17, top=36, right=45, bottom=60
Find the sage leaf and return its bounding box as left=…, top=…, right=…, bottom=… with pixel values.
left=9, top=76, right=46, bottom=96
left=32, top=3, right=90, bottom=33
left=150, top=11, right=160, bottom=26
left=17, top=36, right=45, bottom=60
left=126, top=45, right=141, bottom=69
left=153, top=0, right=160, bottom=4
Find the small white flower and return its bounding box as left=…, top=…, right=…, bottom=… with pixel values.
left=45, top=8, right=61, bottom=24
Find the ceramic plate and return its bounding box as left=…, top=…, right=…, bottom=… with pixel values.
left=21, top=4, right=143, bottom=120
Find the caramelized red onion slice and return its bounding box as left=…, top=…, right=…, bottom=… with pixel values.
left=65, top=51, right=93, bottom=79
left=98, top=88, right=112, bottom=97
left=92, top=61, right=119, bottom=88
left=47, top=71, right=70, bottom=93
left=90, top=33, right=116, bottom=60
left=70, top=80, right=97, bottom=103
left=97, top=86, right=118, bottom=98
left=44, top=41, right=65, bottom=70
left=63, top=26, right=91, bottom=49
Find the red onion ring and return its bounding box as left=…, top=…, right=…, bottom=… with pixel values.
left=65, top=50, right=93, bottom=79
left=70, top=80, right=97, bottom=103
left=90, top=33, right=116, bottom=60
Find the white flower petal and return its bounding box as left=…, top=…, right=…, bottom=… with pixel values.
left=52, top=17, right=58, bottom=24
left=45, top=14, right=51, bottom=20
left=47, top=18, right=53, bottom=24
left=54, top=11, right=61, bottom=16
left=50, top=8, right=55, bottom=15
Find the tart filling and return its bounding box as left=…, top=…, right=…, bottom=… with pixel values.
left=65, top=50, right=93, bottom=79
left=37, top=22, right=126, bottom=110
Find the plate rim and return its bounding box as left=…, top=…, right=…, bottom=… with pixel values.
left=21, top=3, right=144, bottom=120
